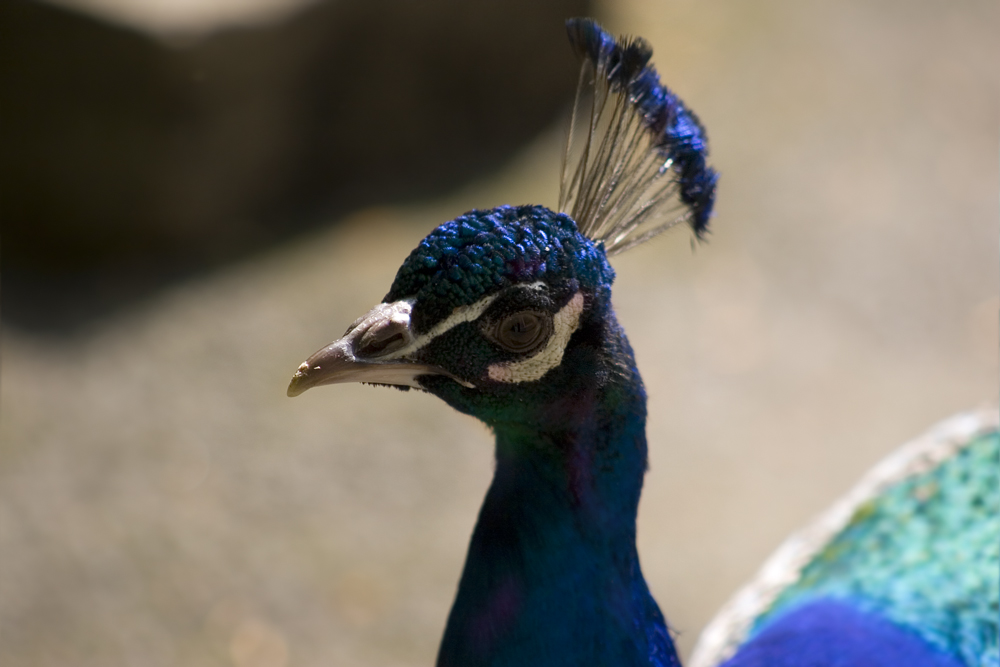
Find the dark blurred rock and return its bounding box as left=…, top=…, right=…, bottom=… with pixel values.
left=0, top=0, right=589, bottom=332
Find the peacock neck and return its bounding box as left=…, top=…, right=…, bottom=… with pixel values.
left=437, top=313, right=681, bottom=667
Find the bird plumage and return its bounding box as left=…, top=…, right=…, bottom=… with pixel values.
left=292, top=203, right=679, bottom=666
left=287, top=18, right=998, bottom=667
left=560, top=18, right=716, bottom=251
left=693, top=411, right=999, bottom=667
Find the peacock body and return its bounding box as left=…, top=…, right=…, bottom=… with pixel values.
left=694, top=412, right=999, bottom=667
left=288, top=19, right=999, bottom=667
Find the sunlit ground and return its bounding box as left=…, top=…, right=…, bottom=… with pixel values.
left=3, top=1, right=997, bottom=665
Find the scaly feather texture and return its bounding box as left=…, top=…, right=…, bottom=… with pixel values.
left=693, top=411, right=1000, bottom=667
left=746, top=432, right=999, bottom=667
left=287, top=18, right=997, bottom=667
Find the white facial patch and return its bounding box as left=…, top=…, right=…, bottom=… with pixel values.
left=487, top=291, right=585, bottom=384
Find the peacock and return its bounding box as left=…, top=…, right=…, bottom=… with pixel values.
left=287, top=18, right=1000, bottom=667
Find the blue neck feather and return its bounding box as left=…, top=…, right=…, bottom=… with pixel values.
left=436, top=310, right=680, bottom=667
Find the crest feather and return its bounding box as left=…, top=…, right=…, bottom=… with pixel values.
left=560, top=18, right=719, bottom=255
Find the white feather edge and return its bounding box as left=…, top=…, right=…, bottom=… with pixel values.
left=688, top=407, right=1000, bottom=667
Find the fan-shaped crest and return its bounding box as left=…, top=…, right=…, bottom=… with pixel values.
left=560, top=18, right=719, bottom=255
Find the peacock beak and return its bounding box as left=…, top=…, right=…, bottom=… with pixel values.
left=287, top=300, right=473, bottom=397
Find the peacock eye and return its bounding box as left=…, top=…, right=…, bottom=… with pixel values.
left=493, top=311, right=552, bottom=354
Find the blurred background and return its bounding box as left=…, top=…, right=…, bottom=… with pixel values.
left=1, top=0, right=997, bottom=665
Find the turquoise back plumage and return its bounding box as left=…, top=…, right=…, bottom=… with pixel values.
left=754, top=431, right=999, bottom=666
left=692, top=413, right=999, bottom=667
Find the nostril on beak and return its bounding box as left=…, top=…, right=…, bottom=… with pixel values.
left=357, top=326, right=409, bottom=357
left=338, top=300, right=416, bottom=360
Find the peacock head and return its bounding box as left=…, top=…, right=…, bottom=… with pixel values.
left=287, top=205, right=618, bottom=428
left=288, top=17, right=718, bottom=431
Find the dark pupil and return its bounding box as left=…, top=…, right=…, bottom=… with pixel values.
left=509, top=315, right=535, bottom=336
left=499, top=312, right=546, bottom=352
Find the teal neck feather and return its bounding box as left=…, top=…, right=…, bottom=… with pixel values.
left=436, top=310, right=680, bottom=667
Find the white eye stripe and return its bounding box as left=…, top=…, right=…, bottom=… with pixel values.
left=380, top=294, right=498, bottom=360
left=487, top=291, right=584, bottom=384
left=383, top=282, right=552, bottom=361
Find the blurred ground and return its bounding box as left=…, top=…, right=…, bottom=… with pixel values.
left=2, top=1, right=998, bottom=666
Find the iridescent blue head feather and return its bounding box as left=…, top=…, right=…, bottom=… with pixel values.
left=386, top=205, right=613, bottom=332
